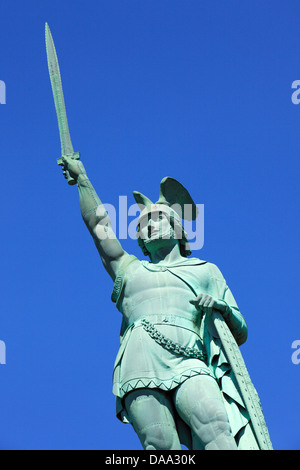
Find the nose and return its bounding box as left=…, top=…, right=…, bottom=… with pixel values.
left=147, top=218, right=160, bottom=236
left=148, top=219, right=154, bottom=231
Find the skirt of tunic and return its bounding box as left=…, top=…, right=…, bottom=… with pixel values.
left=113, top=318, right=215, bottom=418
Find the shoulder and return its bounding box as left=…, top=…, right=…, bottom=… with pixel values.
left=182, top=257, right=226, bottom=279
left=203, top=261, right=226, bottom=281
left=116, top=253, right=141, bottom=277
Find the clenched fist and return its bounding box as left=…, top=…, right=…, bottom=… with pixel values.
left=189, top=293, right=229, bottom=317
left=61, top=156, right=87, bottom=182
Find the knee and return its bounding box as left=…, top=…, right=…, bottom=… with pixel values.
left=192, top=412, right=236, bottom=450
left=190, top=402, right=230, bottom=436
left=142, top=423, right=180, bottom=451
left=199, top=415, right=231, bottom=440
left=202, top=421, right=236, bottom=450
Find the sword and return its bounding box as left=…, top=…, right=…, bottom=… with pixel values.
left=212, top=311, right=273, bottom=450
left=45, top=22, right=80, bottom=185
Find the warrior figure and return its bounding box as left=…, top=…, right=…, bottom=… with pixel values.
left=61, top=156, right=272, bottom=451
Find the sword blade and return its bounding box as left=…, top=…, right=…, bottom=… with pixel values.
left=212, top=311, right=273, bottom=450
left=45, top=22, right=74, bottom=156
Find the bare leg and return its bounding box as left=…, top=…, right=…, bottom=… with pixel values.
left=173, top=375, right=237, bottom=450
left=124, top=388, right=181, bottom=450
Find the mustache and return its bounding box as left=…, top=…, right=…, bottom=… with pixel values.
left=143, top=227, right=176, bottom=243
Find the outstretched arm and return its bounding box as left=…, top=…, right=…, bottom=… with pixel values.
left=62, top=156, right=129, bottom=281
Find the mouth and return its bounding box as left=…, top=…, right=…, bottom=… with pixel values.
left=145, top=230, right=160, bottom=241
left=148, top=231, right=159, bottom=239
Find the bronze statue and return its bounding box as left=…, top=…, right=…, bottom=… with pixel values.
left=46, top=23, right=273, bottom=451
left=61, top=157, right=273, bottom=451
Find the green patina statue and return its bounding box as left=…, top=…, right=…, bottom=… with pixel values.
left=60, top=160, right=273, bottom=450
left=46, top=23, right=273, bottom=451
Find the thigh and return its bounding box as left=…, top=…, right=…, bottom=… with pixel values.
left=173, top=374, right=225, bottom=421
left=124, top=388, right=181, bottom=450
left=173, top=375, right=235, bottom=450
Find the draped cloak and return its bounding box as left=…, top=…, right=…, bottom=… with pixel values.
left=111, top=255, right=269, bottom=450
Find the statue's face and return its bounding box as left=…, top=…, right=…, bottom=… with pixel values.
left=138, top=210, right=175, bottom=250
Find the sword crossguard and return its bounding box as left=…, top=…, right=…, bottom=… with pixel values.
left=57, top=152, right=80, bottom=185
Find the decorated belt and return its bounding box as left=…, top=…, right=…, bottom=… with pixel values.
left=141, top=319, right=207, bottom=361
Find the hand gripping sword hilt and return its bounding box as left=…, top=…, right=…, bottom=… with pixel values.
left=57, top=152, right=80, bottom=186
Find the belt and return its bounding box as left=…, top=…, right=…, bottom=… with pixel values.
left=115, top=315, right=206, bottom=371
left=127, top=313, right=202, bottom=334
left=141, top=318, right=207, bottom=361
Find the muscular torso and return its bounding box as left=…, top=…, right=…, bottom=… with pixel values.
left=120, top=260, right=210, bottom=329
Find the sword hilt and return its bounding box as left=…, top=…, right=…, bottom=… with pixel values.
left=57, top=152, right=80, bottom=186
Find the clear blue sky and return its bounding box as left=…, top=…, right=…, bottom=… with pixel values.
left=0, top=0, right=299, bottom=450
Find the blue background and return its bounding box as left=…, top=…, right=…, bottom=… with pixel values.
left=0, top=0, right=299, bottom=449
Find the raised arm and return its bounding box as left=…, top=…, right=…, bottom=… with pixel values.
left=62, top=156, right=129, bottom=281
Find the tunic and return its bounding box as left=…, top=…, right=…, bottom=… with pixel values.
left=111, top=256, right=245, bottom=424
